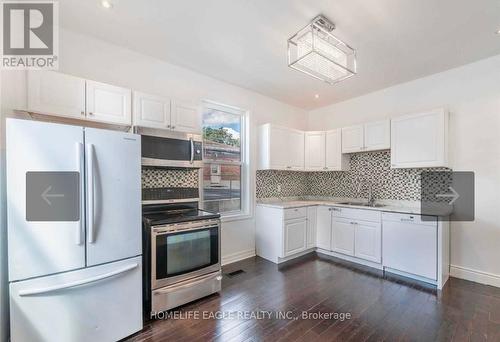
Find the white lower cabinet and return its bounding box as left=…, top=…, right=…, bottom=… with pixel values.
left=256, top=205, right=314, bottom=263
left=284, top=219, right=307, bottom=257
left=306, top=207, right=317, bottom=248
left=256, top=204, right=449, bottom=288
left=331, top=214, right=381, bottom=263
left=315, top=206, right=381, bottom=263
left=354, top=221, right=382, bottom=263
left=331, top=218, right=355, bottom=256
left=316, top=206, right=332, bottom=250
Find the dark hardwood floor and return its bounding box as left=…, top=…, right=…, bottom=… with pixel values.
left=127, top=254, right=500, bottom=341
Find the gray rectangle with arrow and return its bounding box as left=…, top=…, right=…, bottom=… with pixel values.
left=421, top=171, right=474, bottom=221
left=26, top=171, right=80, bottom=222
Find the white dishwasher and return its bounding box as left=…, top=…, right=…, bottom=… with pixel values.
left=382, top=213, right=438, bottom=281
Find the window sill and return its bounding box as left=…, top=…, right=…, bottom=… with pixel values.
left=220, top=213, right=253, bottom=223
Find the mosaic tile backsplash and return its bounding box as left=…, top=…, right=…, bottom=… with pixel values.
left=142, top=168, right=199, bottom=188
left=256, top=151, right=449, bottom=201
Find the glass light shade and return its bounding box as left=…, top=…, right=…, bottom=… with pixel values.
left=288, top=21, right=356, bottom=84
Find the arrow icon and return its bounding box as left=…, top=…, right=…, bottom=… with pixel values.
left=41, top=186, right=65, bottom=206
left=436, top=186, right=460, bottom=205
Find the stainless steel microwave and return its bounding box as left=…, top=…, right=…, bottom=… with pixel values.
left=134, top=127, right=203, bottom=168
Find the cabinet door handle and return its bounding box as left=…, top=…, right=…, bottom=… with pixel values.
left=350, top=221, right=357, bottom=225
left=80, top=111, right=85, bottom=116
left=88, top=112, right=93, bottom=116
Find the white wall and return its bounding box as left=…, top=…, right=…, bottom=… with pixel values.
left=0, top=29, right=307, bottom=340
left=0, top=73, right=8, bottom=342
left=308, top=54, right=500, bottom=286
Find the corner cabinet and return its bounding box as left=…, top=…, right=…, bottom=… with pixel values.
left=390, top=108, right=448, bottom=168
left=325, top=129, right=349, bottom=171
left=258, top=124, right=304, bottom=171
left=305, top=132, right=326, bottom=171
left=305, top=129, right=349, bottom=171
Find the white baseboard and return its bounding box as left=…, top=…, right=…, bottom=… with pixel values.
left=450, top=264, right=500, bottom=288
left=221, top=249, right=255, bottom=266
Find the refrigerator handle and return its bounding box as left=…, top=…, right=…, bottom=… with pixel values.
left=18, top=263, right=138, bottom=296
left=86, top=143, right=95, bottom=244
left=76, top=143, right=84, bottom=245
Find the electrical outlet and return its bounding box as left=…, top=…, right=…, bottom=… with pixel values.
left=277, top=184, right=282, bottom=193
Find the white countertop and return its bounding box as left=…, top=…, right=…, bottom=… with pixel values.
left=256, top=197, right=425, bottom=215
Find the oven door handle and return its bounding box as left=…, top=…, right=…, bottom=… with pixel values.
left=189, top=137, right=194, bottom=164
left=154, top=272, right=222, bottom=294
left=154, top=224, right=220, bottom=236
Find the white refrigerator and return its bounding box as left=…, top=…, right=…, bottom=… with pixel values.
left=6, top=119, right=143, bottom=342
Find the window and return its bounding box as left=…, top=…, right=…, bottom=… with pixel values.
left=202, top=101, right=248, bottom=217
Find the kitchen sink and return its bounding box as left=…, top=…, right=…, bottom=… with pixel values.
left=337, top=201, right=386, bottom=208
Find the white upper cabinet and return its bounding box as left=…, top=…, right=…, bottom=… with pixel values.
left=391, top=108, right=448, bottom=168
left=86, top=80, right=132, bottom=125
left=27, top=71, right=132, bottom=126
left=326, top=129, right=349, bottom=171
left=170, top=100, right=201, bottom=133
left=341, top=125, right=364, bottom=153
left=305, top=131, right=326, bottom=171
left=133, top=93, right=201, bottom=133
left=364, top=120, right=390, bottom=151
left=287, top=129, right=305, bottom=170
left=258, top=124, right=304, bottom=171
left=133, top=91, right=171, bottom=129
left=27, top=71, right=86, bottom=119
left=342, top=120, right=390, bottom=153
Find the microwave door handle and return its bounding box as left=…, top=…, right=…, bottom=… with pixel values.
left=86, top=143, right=95, bottom=244
left=189, top=137, right=194, bottom=164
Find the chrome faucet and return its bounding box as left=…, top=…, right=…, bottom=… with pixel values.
left=357, top=180, right=375, bottom=206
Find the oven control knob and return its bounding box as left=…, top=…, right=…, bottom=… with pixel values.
left=196, top=149, right=201, bottom=154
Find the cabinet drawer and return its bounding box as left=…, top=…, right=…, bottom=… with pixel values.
left=331, top=207, right=381, bottom=223
left=284, top=207, right=307, bottom=220
left=382, top=212, right=436, bottom=226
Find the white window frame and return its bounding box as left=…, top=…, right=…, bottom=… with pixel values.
left=201, top=100, right=250, bottom=221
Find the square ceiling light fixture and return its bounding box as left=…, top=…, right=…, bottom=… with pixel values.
left=288, top=15, right=356, bottom=84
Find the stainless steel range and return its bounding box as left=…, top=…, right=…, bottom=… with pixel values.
left=142, top=187, right=221, bottom=316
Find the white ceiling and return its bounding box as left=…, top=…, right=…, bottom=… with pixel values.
left=59, top=0, right=500, bottom=110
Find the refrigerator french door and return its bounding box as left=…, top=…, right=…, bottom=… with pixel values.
left=7, top=119, right=86, bottom=281
left=6, top=119, right=142, bottom=342
left=85, top=128, right=141, bottom=266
